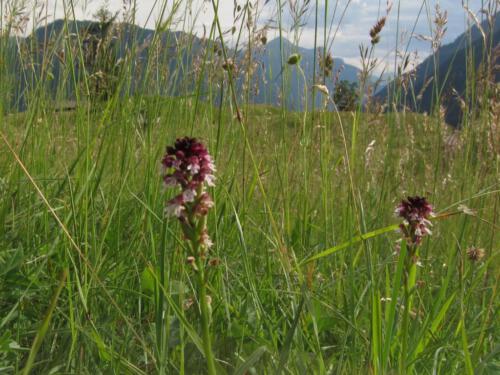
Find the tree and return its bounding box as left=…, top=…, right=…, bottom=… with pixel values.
left=333, top=80, right=359, bottom=112
left=81, top=6, right=120, bottom=101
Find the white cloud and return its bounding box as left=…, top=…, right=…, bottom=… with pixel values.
left=15, top=0, right=493, bottom=71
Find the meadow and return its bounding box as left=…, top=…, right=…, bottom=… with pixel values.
left=0, top=1, right=499, bottom=374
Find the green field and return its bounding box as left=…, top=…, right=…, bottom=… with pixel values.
left=1, top=98, right=498, bottom=373
left=1, top=1, right=499, bottom=373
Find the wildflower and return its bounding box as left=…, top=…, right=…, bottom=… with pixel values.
left=395, top=196, right=434, bottom=246
left=161, top=137, right=217, bottom=373
left=394, top=195, right=435, bottom=365
left=163, top=175, right=177, bottom=187
left=162, top=137, right=216, bottom=247
left=183, top=189, right=196, bottom=203
left=466, top=247, right=485, bottom=262
left=162, top=137, right=216, bottom=200
left=199, top=228, right=213, bottom=250
left=165, top=195, right=185, bottom=218
left=195, top=193, right=214, bottom=217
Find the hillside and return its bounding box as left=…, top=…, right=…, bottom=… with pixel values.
left=2, top=20, right=361, bottom=112
left=377, top=12, right=499, bottom=126
left=248, top=37, right=360, bottom=109
left=2, top=20, right=202, bottom=111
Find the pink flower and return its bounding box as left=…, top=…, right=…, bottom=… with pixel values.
left=395, top=196, right=433, bottom=221
left=205, top=174, right=216, bottom=187
left=183, top=189, right=196, bottom=203
left=162, top=137, right=216, bottom=256
left=200, top=229, right=213, bottom=250
left=395, top=196, right=434, bottom=245
left=165, top=195, right=185, bottom=218
left=164, top=175, right=177, bottom=187
left=195, top=193, right=214, bottom=216
left=162, top=137, right=216, bottom=218
left=162, top=137, right=216, bottom=191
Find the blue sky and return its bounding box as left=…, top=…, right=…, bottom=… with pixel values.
left=42, top=0, right=493, bottom=71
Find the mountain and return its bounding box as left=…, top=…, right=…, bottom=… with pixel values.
left=247, top=37, right=360, bottom=109
left=1, top=20, right=361, bottom=112
left=376, top=12, right=500, bottom=126
left=3, top=20, right=204, bottom=111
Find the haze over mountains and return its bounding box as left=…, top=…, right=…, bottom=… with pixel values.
left=249, top=37, right=360, bottom=109
left=2, top=19, right=360, bottom=112
left=3, top=12, right=498, bottom=124
left=376, top=12, right=499, bottom=126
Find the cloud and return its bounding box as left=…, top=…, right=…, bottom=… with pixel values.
left=264, top=0, right=487, bottom=71
left=24, top=0, right=490, bottom=71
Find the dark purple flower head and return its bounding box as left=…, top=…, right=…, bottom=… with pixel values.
left=395, top=196, right=434, bottom=245
left=162, top=137, right=216, bottom=219
left=395, top=196, right=433, bottom=222
left=162, top=137, right=216, bottom=191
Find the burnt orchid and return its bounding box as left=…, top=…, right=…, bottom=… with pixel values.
left=162, top=137, right=216, bottom=252
left=395, top=196, right=434, bottom=246
left=162, top=137, right=215, bottom=212
left=162, top=137, right=217, bottom=375
left=394, top=195, right=434, bottom=373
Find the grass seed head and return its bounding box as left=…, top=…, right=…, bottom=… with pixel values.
left=287, top=53, right=301, bottom=65
left=222, top=58, right=235, bottom=71
left=370, top=17, right=386, bottom=44
left=467, top=247, right=485, bottom=262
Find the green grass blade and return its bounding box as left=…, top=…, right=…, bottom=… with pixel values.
left=148, top=265, right=205, bottom=357
left=382, top=240, right=407, bottom=371
left=371, top=289, right=382, bottom=375
left=21, top=268, right=68, bottom=375
left=413, top=292, right=456, bottom=358
left=460, top=315, right=474, bottom=375
left=233, top=346, right=268, bottom=375
left=277, top=296, right=305, bottom=373
left=301, top=224, right=399, bottom=264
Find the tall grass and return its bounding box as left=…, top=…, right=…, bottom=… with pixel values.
left=1, top=0, right=499, bottom=373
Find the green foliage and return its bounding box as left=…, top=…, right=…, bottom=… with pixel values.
left=1, top=99, right=498, bottom=373
left=82, top=6, right=121, bottom=101
left=0, top=3, right=499, bottom=374
left=333, top=80, right=359, bottom=111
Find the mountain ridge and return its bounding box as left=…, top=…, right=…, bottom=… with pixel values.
left=376, top=12, right=499, bottom=126
left=3, top=19, right=361, bottom=112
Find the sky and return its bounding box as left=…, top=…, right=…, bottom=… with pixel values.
left=24, top=0, right=495, bottom=72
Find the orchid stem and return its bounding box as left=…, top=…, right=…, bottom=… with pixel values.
left=196, top=258, right=216, bottom=375
left=399, top=274, right=410, bottom=374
